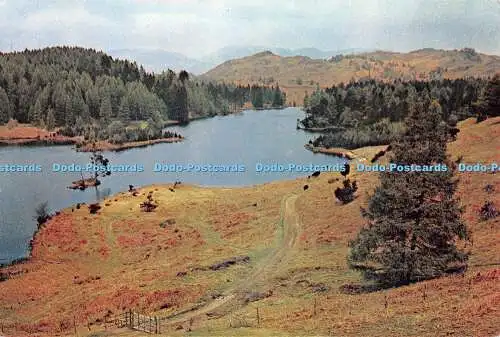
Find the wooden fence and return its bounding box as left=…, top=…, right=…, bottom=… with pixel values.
left=108, top=310, right=162, bottom=334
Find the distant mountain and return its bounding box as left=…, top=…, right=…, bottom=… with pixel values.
left=108, top=46, right=372, bottom=75
left=199, top=46, right=369, bottom=65
left=202, top=47, right=500, bottom=105
left=108, top=49, right=213, bottom=74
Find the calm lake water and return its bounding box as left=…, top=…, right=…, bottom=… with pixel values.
left=0, top=108, right=344, bottom=262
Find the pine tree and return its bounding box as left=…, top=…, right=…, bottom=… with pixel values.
left=46, top=108, right=56, bottom=131
left=99, top=93, right=112, bottom=122
left=31, top=96, right=45, bottom=125
left=272, top=84, right=284, bottom=107
left=348, top=100, right=469, bottom=287
left=478, top=73, right=500, bottom=120
left=118, top=99, right=131, bottom=122
left=0, top=87, right=12, bottom=124
left=252, top=87, right=264, bottom=108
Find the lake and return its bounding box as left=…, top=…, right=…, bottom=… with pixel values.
left=0, top=108, right=345, bottom=263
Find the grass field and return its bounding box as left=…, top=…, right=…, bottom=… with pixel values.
left=0, top=118, right=498, bottom=337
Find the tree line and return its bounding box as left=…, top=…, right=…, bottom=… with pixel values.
left=0, top=46, right=284, bottom=143
left=301, top=78, right=490, bottom=149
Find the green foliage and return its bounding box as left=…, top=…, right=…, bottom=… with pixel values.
left=34, top=201, right=51, bottom=227
left=313, top=119, right=405, bottom=149
left=303, top=78, right=486, bottom=147
left=272, top=84, right=285, bottom=107
left=251, top=86, right=264, bottom=108
left=0, top=87, right=11, bottom=123
left=0, top=47, right=277, bottom=142
left=476, top=73, right=500, bottom=120
left=348, top=100, right=469, bottom=287
left=45, top=108, right=56, bottom=131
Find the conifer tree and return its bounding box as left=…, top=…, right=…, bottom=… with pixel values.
left=477, top=73, right=500, bottom=120
left=46, top=108, right=56, bottom=131
left=348, top=100, right=469, bottom=287
left=99, top=93, right=112, bottom=122
left=118, top=99, right=131, bottom=122
left=0, top=87, right=11, bottom=123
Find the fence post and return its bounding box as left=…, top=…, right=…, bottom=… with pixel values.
left=129, top=309, right=133, bottom=328
left=256, top=307, right=260, bottom=326
left=155, top=316, right=158, bottom=334
left=314, top=297, right=317, bottom=316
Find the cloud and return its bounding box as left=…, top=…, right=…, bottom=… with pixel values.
left=0, top=0, right=499, bottom=56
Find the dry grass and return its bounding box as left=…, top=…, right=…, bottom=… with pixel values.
left=0, top=118, right=498, bottom=337
left=203, top=49, right=499, bottom=105
left=0, top=124, right=81, bottom=145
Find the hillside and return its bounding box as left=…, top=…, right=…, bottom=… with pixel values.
left=0, top=117, right=498, bottom=337
left=203, top=48, right=500, bottom=105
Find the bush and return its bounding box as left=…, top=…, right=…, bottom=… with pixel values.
left=6, top=118, right=18, bottom=129
left=34, top=201, right=51, bottom=227
left=480, top=201, right=498, bottom=221
left=109, top=133, right=127, bottom=144
left=334, top=179, right=358, bottom=204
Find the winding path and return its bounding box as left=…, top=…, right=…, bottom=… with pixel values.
left=161, top=194, right=301, bottom=326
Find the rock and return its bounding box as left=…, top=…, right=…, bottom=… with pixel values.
left=311, top=283, right=329, bottom=293
left=209, top=256, right=250, bottom=271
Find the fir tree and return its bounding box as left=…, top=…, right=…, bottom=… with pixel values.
left=99, top=93, right=112, bottom=122
left=46, top=108, right=56, bottom=131
left=348, top=100, right=469, bottom=287
left=0, top=87, right=11, bottom=123
left=477, top=73, right=500, bottom=120
left=118, top=99, right=131, bottom=122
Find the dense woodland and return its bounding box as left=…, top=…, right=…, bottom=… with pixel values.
left=0, top=47, right=285, bottom=143
left=302, top=78, right=489, bottom=149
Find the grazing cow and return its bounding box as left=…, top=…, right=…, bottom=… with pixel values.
left=311, top=171, right=321, bottom=178
left=303, top=185, right=309, bottom=191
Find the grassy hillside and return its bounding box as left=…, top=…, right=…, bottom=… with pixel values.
left=203, top=48, right=500, bottom=105
left=0, top=118, right=498, bottom=337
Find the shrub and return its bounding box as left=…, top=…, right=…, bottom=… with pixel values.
left=480, top=201, right=498, bottom=221
left=6, top=118, right=18, bottom=129
left=34, top=201, right=51, bottom=228
left=334, top=179, right=358, bottom=204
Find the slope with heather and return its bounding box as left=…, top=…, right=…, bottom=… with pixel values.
left=0, top=117, right=498, bottom=337
left=203, top=48, right=500, bottom=105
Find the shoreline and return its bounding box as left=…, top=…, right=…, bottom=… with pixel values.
left=304, top=143, right=357, bottom=159
left=76, top=137, right=184, bottom=152
left=0, top=137, right=80, bottom=146
left=297, top=125, right=346, bottom=133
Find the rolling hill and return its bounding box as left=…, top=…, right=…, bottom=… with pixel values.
left=202, top=48, right=500, bottom=105
left=107, top=46, right=368, bottom=75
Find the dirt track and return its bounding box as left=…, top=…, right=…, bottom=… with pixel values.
left=162, top=194, right=301, bottom=326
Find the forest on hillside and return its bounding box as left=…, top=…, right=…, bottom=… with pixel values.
left=301, top=78, right=489, bottom=149
left=0, top=47, right=285, bottom=144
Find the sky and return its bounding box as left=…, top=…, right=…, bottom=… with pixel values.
left=1, top=0, right=499, bottom=58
